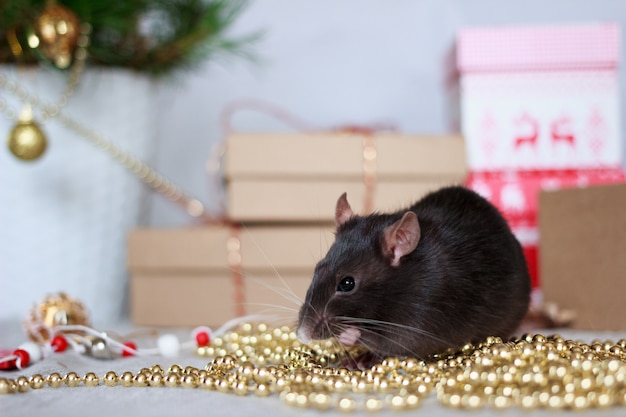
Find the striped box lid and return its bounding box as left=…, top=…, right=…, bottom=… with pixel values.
left=457, top=23, right=620, bottom=73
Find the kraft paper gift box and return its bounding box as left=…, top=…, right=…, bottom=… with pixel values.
left=224, top=133, right=467, bottom=223
left=539, top=183, right=626, bottom=331
left=128, top=226, right=334, bottom=327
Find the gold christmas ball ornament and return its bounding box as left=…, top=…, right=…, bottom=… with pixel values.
left=7, top=105, right=48, bottom=161
left=24, top=292, right=91, bottom=342
left=28, top=2, right=80, bottom=69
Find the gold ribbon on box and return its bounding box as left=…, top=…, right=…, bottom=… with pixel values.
left=337, top=125, right=379, bottom=214
left=215, top=99, right=395, bottom=219
left=226, top=224, right=246, bottom=318
left=207, top=99, right=396, bottom=319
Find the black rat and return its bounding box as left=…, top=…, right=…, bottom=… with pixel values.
left=296, top=185, right=531, bottom=368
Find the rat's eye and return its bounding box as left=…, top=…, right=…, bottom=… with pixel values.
left=337, top=276, right=356, bottom=293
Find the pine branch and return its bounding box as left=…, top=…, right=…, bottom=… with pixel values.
left=0, top=0, right=260, bottom=76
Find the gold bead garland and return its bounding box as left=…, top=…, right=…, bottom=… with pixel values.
left=0, top=63, right=213, bottom=221
left=3, top=22, right=90, bottom=161
left=1, top=323, right=625, bottom=413
left=2, top=15, right=213, bottom=220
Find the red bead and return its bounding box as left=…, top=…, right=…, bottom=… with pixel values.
left=195, top=331, right=210, bottom=347
left=121, top=341, right=137, bottom=357
left=0, top=358, right=16, bottom=370
left=13, top=349, right=30, bottom=368
left=51, top=335, right=68, bottom=352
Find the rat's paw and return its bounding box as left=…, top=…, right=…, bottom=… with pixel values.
left=338, top=327, right=361, bottom=346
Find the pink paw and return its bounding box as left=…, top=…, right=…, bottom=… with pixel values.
left=338, top=327, right=361, bottom=347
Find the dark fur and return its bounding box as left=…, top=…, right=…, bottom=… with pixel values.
left=297, top=186, right=531, bottom=361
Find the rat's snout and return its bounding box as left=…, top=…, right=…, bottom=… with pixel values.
left=296, top=307, right=329, bottom=344
left=296, top=325, right=313, bottom=344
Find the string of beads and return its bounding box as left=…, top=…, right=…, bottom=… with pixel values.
left=1, top=323, right=625, bottom=412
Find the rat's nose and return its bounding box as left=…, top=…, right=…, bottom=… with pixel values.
left=296, top=325, right=312, bottom=344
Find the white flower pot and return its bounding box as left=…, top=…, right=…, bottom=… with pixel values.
left=0, top=66, right=158, bottom=324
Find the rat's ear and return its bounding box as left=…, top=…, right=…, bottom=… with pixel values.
left=335, top=192, right=354, bottom=228
left=383, top=211, right=420, bottom=267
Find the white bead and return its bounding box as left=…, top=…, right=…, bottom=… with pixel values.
left=157, top=334, right=180, bottom=357
left=18, top=342, right=42, bottom=363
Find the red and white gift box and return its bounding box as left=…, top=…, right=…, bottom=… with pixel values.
left=456, top=23, right=622, bottom=172
left=453, top=23, right=626, bottom=290
left=466, top=169, right=625, bottom=288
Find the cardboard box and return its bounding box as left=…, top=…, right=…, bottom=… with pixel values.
left=454, top=23, right=622, bottom=171
left=128, top=226, right=334, bottom=327
left=539, top=183, right=626, bottom=331
left=224, top=133, right=466, bottom=222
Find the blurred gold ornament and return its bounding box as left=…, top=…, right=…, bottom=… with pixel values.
left=7, top=105, right=47, bottom=161
left=29, top=2, right=80, bottom=69
left=24, top=292, right=90, bottom=342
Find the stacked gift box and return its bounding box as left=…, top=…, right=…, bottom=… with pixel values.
left=452, top=23, right=626, bottom=294
left=128, top=132, right=467, bottom=326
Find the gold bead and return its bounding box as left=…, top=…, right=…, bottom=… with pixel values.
left=364, top=396, right=383, bottom=412
left=8, top=379, right=18, bottom=394
left=490, top=395, right=512, bottom=409
left=181, top=374, right=198, bottom=389
left=240, top=322, right=253, bottom=334
left=47, top=372, right=63, bottom=388
left=596, top=392, right=615, bottom=409
left=7, top=113, right=48, bottom=161
left=573, top=395, right=590, bottom=410
left=198, top=375, right=215, bottom=390
left=238, top=361, right=256, bottom=377
left=0, top=378, right=11, bottom=395
left=104, top=371, right=118, bottom=387
left=216, top=379, right=231, bottom=393
left=293, top=393, right=309, bottom=408
left=184, top=366, right=199, bottom=375
left=84, top=372, right=99, bottom=387
left=165, top=373, right=181, bottom=388
left=150, top=364, right=164, bottom=374
left=16, top=376, right=30, bottom=393
left=255, top=383, right=270, bottom=397
left=352, top=378, right=370, bottom=394
left=337, top=396, right=356, bottom=412
left=387, top=395, right=407, bottom=410
left=609, top=345, right=622, bottom=358
left=463, top=394, right=485, bottom=409
left=547, top=395, right=565, bottom=409
left=64, top=372, right=80, bottom=387
left=517, top=393, right=539, bottom=409
left=120, top=372, right=134, bottom=387
left=29, top=374, right=45, bottom=389
left=133, top=373, right=148, bottom=387
left=233, top=381, right=248, bottom=396
left=168, top=364, right=183, bottom=374
left=148, top=372, right=163, bottom=387
left=374, top=377, right=392, bottom=393
left=447, top=393, right=463, bottom=408
left=281, top=391, right=297, bottom=406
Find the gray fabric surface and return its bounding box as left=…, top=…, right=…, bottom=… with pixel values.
left=1, top=319, right=625, bottom=417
